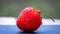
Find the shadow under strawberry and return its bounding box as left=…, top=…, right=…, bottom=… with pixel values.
left=16, top=31, right=45, bottom=34
left=16, top=31, right=38, bottom=34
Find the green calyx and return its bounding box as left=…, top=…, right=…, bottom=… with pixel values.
left=33, top=8, right=55, bottom=22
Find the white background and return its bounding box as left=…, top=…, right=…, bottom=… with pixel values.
left=0, top=17, right=60, bottom=25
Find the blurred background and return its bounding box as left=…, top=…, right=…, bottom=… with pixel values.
left=0, top=0, right=60, bottom=34
left=0, top=0, right=60, bottom=19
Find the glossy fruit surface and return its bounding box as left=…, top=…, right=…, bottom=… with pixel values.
left=16, top=7, right=42, bottom=32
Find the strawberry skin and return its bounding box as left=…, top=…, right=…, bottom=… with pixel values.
left=16, top=7, right=42, bottom=32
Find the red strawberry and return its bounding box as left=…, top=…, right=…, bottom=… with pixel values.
left=16, top=7, right=42, bottom=32
left=16, top=7, right=55, bottom=32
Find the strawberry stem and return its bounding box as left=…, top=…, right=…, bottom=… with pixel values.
left=41, top=13, right=55, bottom=22
left=33, top=7, right=55, bottom=22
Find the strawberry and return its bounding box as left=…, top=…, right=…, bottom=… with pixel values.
left=16, top=7, right=55, bottom=32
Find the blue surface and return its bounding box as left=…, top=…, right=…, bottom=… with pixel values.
left=0, top=25, right=60, bottom=34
